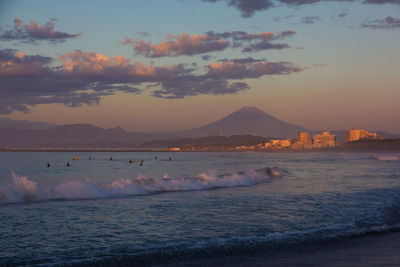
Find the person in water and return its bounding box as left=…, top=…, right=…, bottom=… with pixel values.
left=129, top=159, right=132, bottom=163
left=66, top=161, right=70, bottom=167
left=110, top=157, right=113, bottom=161
left=89, top=156, right=91, bottom=160
left=155, top=156, right=157, bottom=159
left=140, top=160, right=143, bottom=166
left=46, top=162, right=50, bottom=167
left=169, top=157, right=172, bottom=161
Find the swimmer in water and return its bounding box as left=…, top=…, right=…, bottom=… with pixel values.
left=46, top=162, right=50, bottom=167
left=66, top=161, right=70, bottom=167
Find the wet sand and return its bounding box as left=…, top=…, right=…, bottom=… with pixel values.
left=172, top=232, right=400, bottom=266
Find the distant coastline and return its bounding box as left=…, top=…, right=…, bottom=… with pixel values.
left=1, top=144, right=399, bottom=153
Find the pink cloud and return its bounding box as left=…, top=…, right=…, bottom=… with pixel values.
left=122, top=33, right=229, bottom=58
left=121, top=30, right=296, bottom=57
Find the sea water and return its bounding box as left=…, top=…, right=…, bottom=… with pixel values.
left=1, top=151, right=400, bottom=265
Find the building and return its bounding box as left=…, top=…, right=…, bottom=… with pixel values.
left=345, top=129, right=381, bottom=143
left=256, top=142, right=272, bottom=149
left=271, top=139, right=292, bottom=148
left=313, top=131, right=336, bottom=148
left=292, top=132, right=313, bottom=149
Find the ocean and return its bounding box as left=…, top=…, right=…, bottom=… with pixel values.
left=1, top=151, right=400, bottom=266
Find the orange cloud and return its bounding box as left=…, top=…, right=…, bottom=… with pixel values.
left=122, top=30, right=296, bottom=57
left=122, top=33, right=229, bottom=58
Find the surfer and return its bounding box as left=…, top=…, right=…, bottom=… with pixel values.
left=129, top=159, right=133, bottom=163
left=46, top=162, right=50, bottom=167
left=140, top=160, right=143, bottom=166
left=66, top=161, right=70, bottom=167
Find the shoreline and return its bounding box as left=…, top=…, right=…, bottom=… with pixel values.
left=168, top=231, right=400, bottom=266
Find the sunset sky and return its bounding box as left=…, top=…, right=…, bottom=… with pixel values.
left=0, top=0, right=399, bottom=133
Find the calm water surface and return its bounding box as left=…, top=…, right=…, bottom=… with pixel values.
left=1, top=151, right=400, bottom=265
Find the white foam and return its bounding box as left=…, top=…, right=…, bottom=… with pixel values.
left=0, top=167, right=280, bottom=204
left=373, top=155, right=399, bottom=161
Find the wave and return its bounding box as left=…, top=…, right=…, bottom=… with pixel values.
left=372, top=155, right=399, bottom=161
left=0, top=167, right=282, bottom=204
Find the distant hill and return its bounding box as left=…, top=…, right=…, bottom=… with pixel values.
left=186, top=106, right=307, bottom=138
left=0, top=118, right=57, bottom=130
left=0, top=124, right=166, bottom=148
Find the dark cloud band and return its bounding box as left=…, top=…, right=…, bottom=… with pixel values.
left=202, top=0, right=400, bottom=17
left=361, top=16, right=400, bottom=29
left=0, top=18, right=82, bottom=43
left=0, top=49, right=303, bottom=113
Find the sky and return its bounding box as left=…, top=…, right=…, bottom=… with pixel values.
left=0, top=0, right=399, bottom=133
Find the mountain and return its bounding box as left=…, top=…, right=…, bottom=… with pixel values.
left=186, top=106, right=307, bottom=138
left=0, top=118, right=57, bottom=129
left=0, top=124, right=166, bottom=148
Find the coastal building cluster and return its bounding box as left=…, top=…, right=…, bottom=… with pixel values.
left=235, top=129, right=382, bottom=151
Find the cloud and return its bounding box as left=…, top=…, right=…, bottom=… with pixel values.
left=300, top=16, right=321, bottom=24
left=202, top=0, right=274, bottom=18
left=0, top=49, right=303, bottom=112
left=207, top=58, right=302, bottom=79
left=242, top=42, right=289, bottom=52
left=274, top=15, right=294, bottom=22
left=279, top=0, right=320, bottom=5
left=121, top=30, right=296, bottom=57
left=151, top=58, right=302, bottom=98
left=336, top=11, right=348, bottom=18
left=151, top=78, right=250, bottom=99
left=201, top=0, right=400, bottom=17
left=121, top=34, right=230, bottom=58
left=0, top=18, right=82, bottom=43
left=201, top=55, right=213, bottom=60
left=361, top=16, right=400, bottom=29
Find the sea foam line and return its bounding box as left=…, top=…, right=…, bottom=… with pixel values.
left=0, top=167, right=281, bottom=204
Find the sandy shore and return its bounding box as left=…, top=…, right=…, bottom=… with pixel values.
left=170, top=232, right=400, bottom=266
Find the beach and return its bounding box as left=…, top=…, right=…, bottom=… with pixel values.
left=175, top=232, right=400, bottom=266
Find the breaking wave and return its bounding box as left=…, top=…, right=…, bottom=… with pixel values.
left=372, top=155, right=399, bottom=161
left=0, top=167, right=282, bottom=204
